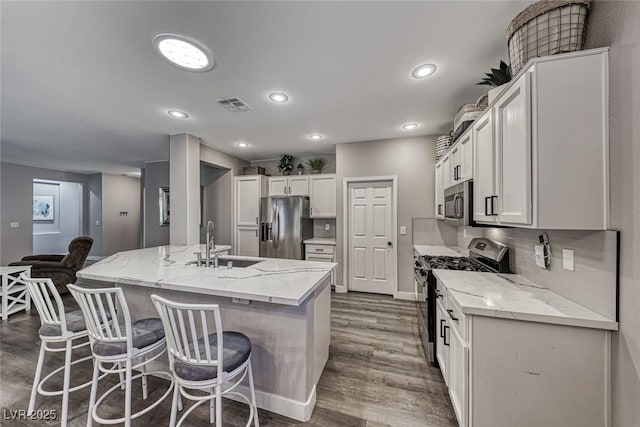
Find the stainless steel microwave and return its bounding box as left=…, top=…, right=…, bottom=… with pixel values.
left=443, top=181, right=474, bottom=226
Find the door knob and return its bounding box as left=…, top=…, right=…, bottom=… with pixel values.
left=387, top=241, right=393, bottom=247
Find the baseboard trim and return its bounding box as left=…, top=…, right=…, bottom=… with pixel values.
left=226, top=384, right=316, bottom=422
left=396, top=291, right=417, bottom=301
left=334, top=285, right=347, bottom=293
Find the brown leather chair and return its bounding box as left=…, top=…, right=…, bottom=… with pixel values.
left=10, top=236, right=93, bottom=294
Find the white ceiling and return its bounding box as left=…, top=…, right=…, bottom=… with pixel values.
left=1, top=1, right=531, bottom=175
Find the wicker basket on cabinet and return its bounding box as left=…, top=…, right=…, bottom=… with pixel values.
left=507, top=0, right=591, bottom=75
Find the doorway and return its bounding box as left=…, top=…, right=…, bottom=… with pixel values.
left=343, top=177, right=397, bottom=296
left=33, top=179, right=84, bottom=254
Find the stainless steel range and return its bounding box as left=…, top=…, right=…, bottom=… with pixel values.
left=415, top=238, right=510, bottom=364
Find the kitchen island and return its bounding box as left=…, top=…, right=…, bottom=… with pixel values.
left=77, top=245, right=336, bottom=422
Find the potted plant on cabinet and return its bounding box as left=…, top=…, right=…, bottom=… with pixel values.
left=296, top=163, right=304, bottom=175
left=306, top=157, right=326, bottom=174
left=477, top=60, right=512, bottom=103
left=278, top=155, right=294, bottom=175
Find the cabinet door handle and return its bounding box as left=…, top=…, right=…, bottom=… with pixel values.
left=447, top=309, right=459, bottom=322
left=255, top=229, right=258, bottom=237
left=256, top=216, right=258, bottom=224
left=440, top=319, right=446, bottom=338
left=443, top=325, right=450, bottom=346
left=484, top=196, right=490, bottom=216
left=310, top=207, right=313, bottom=216
left=491, top=195, right=498, bottom=216
left=453, top=166, right=457, bottom=181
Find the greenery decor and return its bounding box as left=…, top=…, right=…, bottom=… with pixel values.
left=296, top=163, right=304, bottom=175
left=477, top=60, right=512, bottom=87
left=278, top=155, right=294, bottom=175
left=306, top=157, right=326, bottom=173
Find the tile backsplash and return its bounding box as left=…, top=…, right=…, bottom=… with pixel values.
left=313, top=219, right=336, bottom=239
left=412, top=218, right=457, bottom=246
left=458, top=226, right=618, bottom=320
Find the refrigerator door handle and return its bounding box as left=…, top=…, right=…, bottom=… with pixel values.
left=274, top=206, right=280, bottom=248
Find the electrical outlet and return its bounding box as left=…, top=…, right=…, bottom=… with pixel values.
left=563, top=249, right=575, bottom=271
left=463, top=228, right=467, bottom=238
left=95, top=220, right=101, bottom=226
left=324, top=223, right=330, bottom=231
left=400, top=226, right=407, bottom=235
left=10, top=222, right=19, bottom=228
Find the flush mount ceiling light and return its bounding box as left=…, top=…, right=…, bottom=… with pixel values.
left=235, top=142, right=250, bottom=148
left=402, top=123, right=419, bottom=130
left=411, top=63, right=437, bottom=79
left=268, top=92, right=289, bottom=103
left=308, top=134, right=324, bottom=141
left=167, top=109, right=189, bottom=118
left=152, top=33, right=214, bottom=72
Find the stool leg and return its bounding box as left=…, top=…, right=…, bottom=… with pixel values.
left=118, top=362, right=125, bottom=390
left=215, top=384, right=222, bottom=427
left=86, top=359, right=100, bottom=427
left=60, top=340, right=73, bottom=427
left=124, top=359, right=132, bottom=427
left=248, top=361, right=260, bottom=427
left=27, top=342, right=46, bottom=415
left=169, top=381, right=180, bottom=427
left=141, top=363, right=148, bottom=400
left=209, top=387, right=215, bottom=424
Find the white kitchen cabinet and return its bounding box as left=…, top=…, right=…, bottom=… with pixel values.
left=235, top=227, right=259, bottom=257
left=441, top=152, right=453, bottom=190
left=450, top=132, right=473, bottom=184
left=268, top=176, right=309, bottom=196
left=306, top=252, right=335, bottom=286
left=235, top=176, right=266, bottom=227
left=309, top=174, right=336, bottom=218
left=472, top=111, right=497, bottom=223
left=469, top=48, right=610, bottom=230
left=448, top=316, right=469, bottom=427
left=435, top=297, right=449, bottom=386
left=435, top=161, right=444, bottom=218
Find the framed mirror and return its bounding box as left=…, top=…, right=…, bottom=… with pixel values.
left=159, top=187, right=170, bottom=226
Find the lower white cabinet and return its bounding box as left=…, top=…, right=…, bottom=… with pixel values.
left=305, top=243, right=336, bottom=286
left=436, top=278, right=612, bottom=427
left=235, top=227, right=259, bottom=257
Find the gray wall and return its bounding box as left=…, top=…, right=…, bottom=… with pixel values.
left=143, top=161, right=170, bottom=247
left=0, top=162, right=92, bottom=264
left=33, top=180, right=83, bottom=254
left=336, top=135, right=437, bottom=294
left=86, top=173, right=102, bottom=256
left=200, top=163, right=233, bottom=246
left=101, top=173, right=141, bottom=256
left=585, top=2, right=640, bottom=425
left=250, top=154, right=336, bottom=176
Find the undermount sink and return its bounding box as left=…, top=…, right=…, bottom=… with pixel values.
left=187, top=257, right=263, bottom=268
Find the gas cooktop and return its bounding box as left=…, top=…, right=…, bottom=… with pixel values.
left=420, top=255, right=494, bottom=272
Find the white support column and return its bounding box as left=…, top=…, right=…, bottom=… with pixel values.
left=169, top=133, right=201, bottom=245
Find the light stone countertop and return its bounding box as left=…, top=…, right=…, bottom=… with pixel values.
left=433, top=270, right=618, bottom=330
left=413, top=245, right=468, bottom=257
left=304, top=238, right=337, bottom=246
left=77, top=245, right=336, bottom=306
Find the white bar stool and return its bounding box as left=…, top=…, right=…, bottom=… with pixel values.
left=151, top=294, right=260, bottom=427
left=22, top=275, right=98, bottom=427
left=68, top=284, right=175, bottom=427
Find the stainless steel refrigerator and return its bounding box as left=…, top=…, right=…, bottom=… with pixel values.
left=259, top=196, right=313, bottom=260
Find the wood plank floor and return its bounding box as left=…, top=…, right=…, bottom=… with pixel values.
left=0, top=290, right=456, bottom=426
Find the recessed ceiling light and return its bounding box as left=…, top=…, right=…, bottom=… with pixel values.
left=308, top=134, right=324, bottom=141
left=168, top=109, right=189, bottom=118
left=402, top=123, right=419, bottom=130
left=152, top=33, right=214, bottom=72
left=411, top=63, right=437, bottom=79
left=268, top=92, right=289, bottom=103
left=235, top=142, right=250, bottom=148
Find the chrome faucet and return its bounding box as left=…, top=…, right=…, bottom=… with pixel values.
left=206, top=220, right=216, bottom=267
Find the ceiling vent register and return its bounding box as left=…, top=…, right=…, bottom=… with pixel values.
left=215, top=97, right=252, bottom=112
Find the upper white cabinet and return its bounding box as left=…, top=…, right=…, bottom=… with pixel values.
left=268, top=176, right=309, bottom=196
left=435, top=161, right=444, bottom=218
left=471, top=48, right=610, bottom=230
left=309, top=174, right=337, bottom=218
left=449, top=132, right=473, bottom=185
left=441, top=152, right=453, bottom=190
left=235, top=175, right=267, bottom=226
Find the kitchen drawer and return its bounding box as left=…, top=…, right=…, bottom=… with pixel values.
left=446, top=293, right=467, bottom=342
left=305, top=244, right=335, bottom=255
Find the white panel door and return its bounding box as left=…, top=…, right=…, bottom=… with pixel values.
left=472, top=111, right=497, bottom=223
left=310, top=175, right=337, bottom=218
left=288, top=176, right=309, bottom=196
left=495, top=73, right=532, bottom=225
left=235, top=177, right=261, bottom=226
left=348, top=181, right=395, bottom=295
left=435, top=162, right=444, bottom=218
left=268, top=177, right=287, bottom=196
left=235, top=227, right=259, bottom=256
